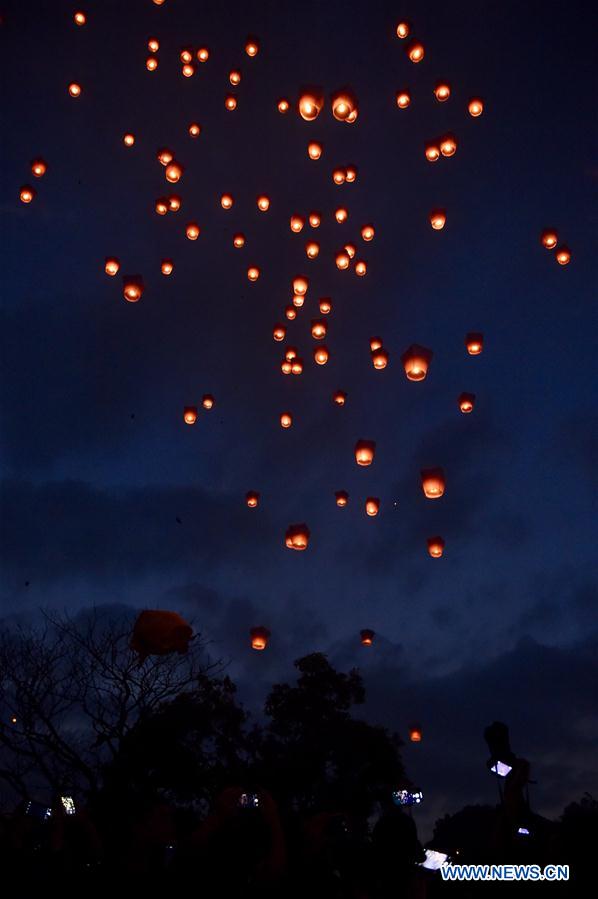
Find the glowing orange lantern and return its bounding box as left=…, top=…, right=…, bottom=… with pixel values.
left=161, top=259, right=174, bottom=275
left=31, top=159, right=47, bottom=177
left=197, top=47, right=209, bottom=63
left=319, top=298, right=332, bottom=314
left=229, top=69, right=241, bottom=85
left=407, top=40, right=424, bottom=62
left=314, top=346, right=329, bottom=365
left=298, top=91, right=323, bottom=121
left=182, top=63, right=196, bottom=78
left=409, top=727, right=422, bottom=743
left=335, top=490, right=349, bottom=507
left=168, top=195, right=181, bottom=212
left=273, top=324, right=286, bottom=342
left=425, top=144, right=440, bottom=162
left=440, top=134, right=457, bottom=157
left=396, top=21, right=410, bottom=39
left=308, top=142, right=323, bottom=160
left=130, top=611, right=193, bottom=660
left=336, top=251, right=350, bottom=270
left=165, top=162, right=183, bottom=183
left=361, top=225, right=375, bottom=242
left=291, top=358, right=304, bottom=375
left=285, top=346, right=298, bottom=362
left=285, top=305, right=297, bottom=320
left=458, top=392, right=476, bottom=413
left=365, top=497, right=380, bottom=517
left=370, top=337, right=383, bottom=351
left=202, top=394, right=214, bottom=410
left=225, top=95, right=237, bottom=111
left=183, top=406, right=198, bottom=425
left=68, top=82, right=82, bottom=97
left=465, top=332, right=483, bottom=355
left=186, top=222, right=200, bottom=240
left=246, top=491, right=260, bottom=508
left=355, top=260, right=367, bottom=277
left=277, top=98, right=290, bottom=113
left=401, top=344, right=432, bottom=381
left=344, top=243, right=356, bottom=259
left=333, top=167, right=346, bottom=185
left=233, top=233, right=245, bottom=248
left=250, top=627, right=270, bottom=650
left=245, top=37, right=259, bottom=57
left=155, top=198, right=169, bottom=215
left=123, top=276, right=144, bottom=303
left=280, top=412, right=292, bottom=429
left=331, top=90, right=357, bottom=122
left=293, top=276, right=308, bottom=296
left=123, top=133, right=135, bottom=147
left=285, top=523, right=310, bottom=551
left=427, top=537, right=445, bottom=558
left=355, top=440, right=375, bottom=466
left=221, top=193, right=234, bottom=209
left=281, top=360, right=292, bottom=375
left=541, top=229, right=558, bottom=249
left=306, top=241, right=320, bottom=259
left=292, top=294, right=304, bottom=308
left=105, top=257, right=120, bottom=276
left=555, top=246, right=571, bottom=265
left=333, top=390, right=347, bottom=406
left=180, top=48, right=192, bottom=63
left=158, top=148, right=173, bottom=166
left=146, top=57, right=158, bottom=71
left=372, top=347, right=389, bottom=370
left=430, top=209, right=446, bottom=230
left=148, top=38, right=160, bottom=52
left=257, top=195, right=270, bottom=212
left=396, top=91, right=411, bottom=109
left=468, top=98, right=484, bottom=117
left=360, top=629, right=375, bottom=645
left=74, top=10, right=86, bottom=25
left=247, top=266, right=260, bottom=281
left=335, top=208, right=348, bottom=224
left=19, top=186, right=35, bottom=204
left=309, top=211, right=321, bottom=228
left=290, top=214, right=305, bottom=233
left=434, top=82, right=451, bottom=102
left=311, top=319, right=327, bottom=339
left=345, top=166, right=357, bottom=183
left=421, top=468, right=445, bottom=499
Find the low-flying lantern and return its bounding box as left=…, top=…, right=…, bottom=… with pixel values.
left=245, top=37, right=259, bottom=57
left=233, top=233, right=245, bottom=248
left=311, top=319, right=327, bottom=339
left=314, top=346, right=329, bottom=365
left=427, top=536, right=445, bottom=558
left=221, top=193, right=234, bottom=209
left=434, top=82, right=451, bottom=102
left=407, top=40, right=424, bottom=63
left=31, top=159, right=47, bottom=177
left=421, top=468, right=446, bottom=499
left=246, top=491, right=260, bottom=508
left=161, top=259, right=174, bottom=275
left=122, top=276, right=144, bottom=303
left=123, top=133, right=135, bottom=147
left=74, top=11, right=86, bottom=25
left=360, top=628, right=375, bottom=646
left=308, top=141, right=323, bottom=160
left=440, top=134, right=457, bottom=157
left=430, top=209, right=446, bottom=230
left=396, top=91, right=411, bottom=109
left=19, top=186, right=35, bottom=203
left=105, top=257, right=120, bottom=276
left=298, top=92, right=323, bottom=121
left=293, top=276, right=309, bottom=296
left=130, top=610, right=193, bottom=660
left=229, top=69, right=241, bottom=85
left=280, top=412, right=292, bottom=429
left=183, top=406, right=198, bottom=425
left=186, top=222, right=200, bottom=240
left=409, top=726, right=423, bottom=743
left=365, top=497, right=380, bottom=517
left=225, top=95, right=237, bottom=110
left=555, top=246, right=571, bottom=265
left=335, top=490, right=349, bottom=507
left=396, top=21, right=410, bottom=39
left=541, top=229, right=558, bottom=250
left=273, top=324, right=286, bottom=341
left=401, top=344, right=432, bottom=381
left=355, top=440, right=376, bottom=466
left=202, top=394, right=214, bottom=410
left=250, top=626, right=270, bottom=650
left=257, top=195, right=270, bottom=212
left=68, top=82, right=82, bottom=97
left=247, top=266, right=260, bottom=281
left=290, top=214, right=305, bottom=233
left=468, top=97, right=484, bottom=117
left=465, top=332, right=483, bottom=355
left=285, top=523, right=310, bottom=551
left=333, top=390, right=347, bottom=406
left=372, top=347, right=389, bottom=369
left=309, top=211, right=321, bottom=228
left=319, top=298, right=332, bottom=314
left=458, top=392, right=476, bottom=413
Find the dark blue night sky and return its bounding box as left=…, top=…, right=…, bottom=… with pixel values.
left=1, top=0, right=596, bottom=836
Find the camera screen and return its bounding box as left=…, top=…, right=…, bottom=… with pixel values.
left=239, top=792, right=259, bottom=809
left=392, top=789, right=423, bottom=807
left=490, top=760, right=513, bottom=777
left=419, top=849, right=450, bottom=870
left=61, top=796, right=76, bottom=815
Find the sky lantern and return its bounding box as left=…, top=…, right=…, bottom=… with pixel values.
left=401, top=344, right=433, bottom=381
left=246, top=491, right=260, bottom=508
left=148, top=38, right=160, bottom=52
left=292, top=294, right=305, bottom=308
left=247, top=266, right=260, bottom=281
left=361, top=224, right=375, bottom=241
left=409, top=726, right=423, bottom=743
left=345, top=165, right=357, bottom=183
left=440, top=134, right=457, bottom=157
left=355, top=260, right=367, bottom=276
left=105, top=257, right=120, bottom=276
left=68, top=82, right=82, bottom=97
left=333, top=390, right=347, bottom=406
left=406, top=40, right=424, bottom=62
left=221, top=193, right=234, bottom=209
left=311, top=319, right=327, bottom=339
left=183, top=406, right=198, bottom=425
left=308, top=141, right=323, bottom=160
left=257, top=195, right=270, bottom=212
left=293, top=276, right=309, bottom=296
left=285, top=305, right=297, bottom=320
left=153, top=0, right=166, bottom=5
left=360, top=629, right=375, bottom=646
left=180, top=48, right=193, bottom=63
left=291, top=357, right=304, bottom=375
left=123, top=133, right=135, bottom=147
left=186, top=222, right=200, bottom=240
left=306, top=241, right=320, bottom=259
left=225, top=95, right=237, bottom=110
left=319, top=298, right=332, bottom=314
left=333, top=167, right=346, bottom=185
left=229, top=69, right=241, bottom=85
left=130, top=611, right=193, bottom=661
left=281, top=359, right=292, bottom=375
left=290, top=214, right=305, bottom=233
left=273, top=324, right=286, bottom=341
left=298, top=91, right=323, bottom=121
left=336, top=251, right=350, bottom=270
left=425, top=143, right=440, bottom=162
left=155, top=198, right=169, bottom=215
left=250, top=627, right=270, bottom=650
left=430, top=209, right=446, bottom=230
left=277, top=98, right=290, bottom=113
left=161, top=259, right=174, bottom=275
left=146, top=57, right=158, bottom=71
left=421, top=468, right=446, bottom=499
left=355, top=440, right=376, bottom=466
left=158, top=148, right=173, bottom=166
left=314, top=346, right=329, bottom=365
left=202, top=394, right=214, bottom=410
left=396, top=90, right=411, bottom=109
left=370, top=337, right=383, bottom=351
left=396, top=21, right=410, bottom=39
left=344, top=243, right=356, bottom=259
left=285, top=346, right=298, bottom=362
left=19, top=186, right=35, bottom=204
left=468, top=97, right=484, bottom=117
left=197, top=47, right=209, bottom=63
left=365, top=497, right=380, bottom=517
left=280, top=412, right=292, bottom=429
left=434, top=82, right=451, bottom=102
left=285, top=523, right=310, bottom=551
left=245, top=36, right=259, bottom=57
left=31, top=159, right=47, bottom=177
left=458, top=392, right=476, bottom=413
left=335, top=208, right=348, bottom=224
left=309, top=211, right=321, bottom=228
left=74, top=11, right=86, bottom=25
left=168, top=194, right=181, bottom=212
left=555, top=246, right=571, bottom=265
left=122, top=276, right=144, bottom=303
left=371, top=347, right=389, bottom=369
left=182, top=63, right=196, bottom=77
left=233, top=233, right=245, bottom=248
left=541, top=229, right=558, bottom=249
left=427, top=536, right=445, bottom=558
left=465, top=332, right=484, bottom=355
left=335, top=490, right=349, bottom=507
left=165, top=162, right=183, bottom=183
left=331, top=90, right=357, bottom=122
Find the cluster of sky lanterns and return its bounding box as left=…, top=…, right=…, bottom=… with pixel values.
left=540, top=229, right=571, bottom=265
left=182, top=396, right=215, bottom=425
left=19, top=157, right=47, bottom=205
